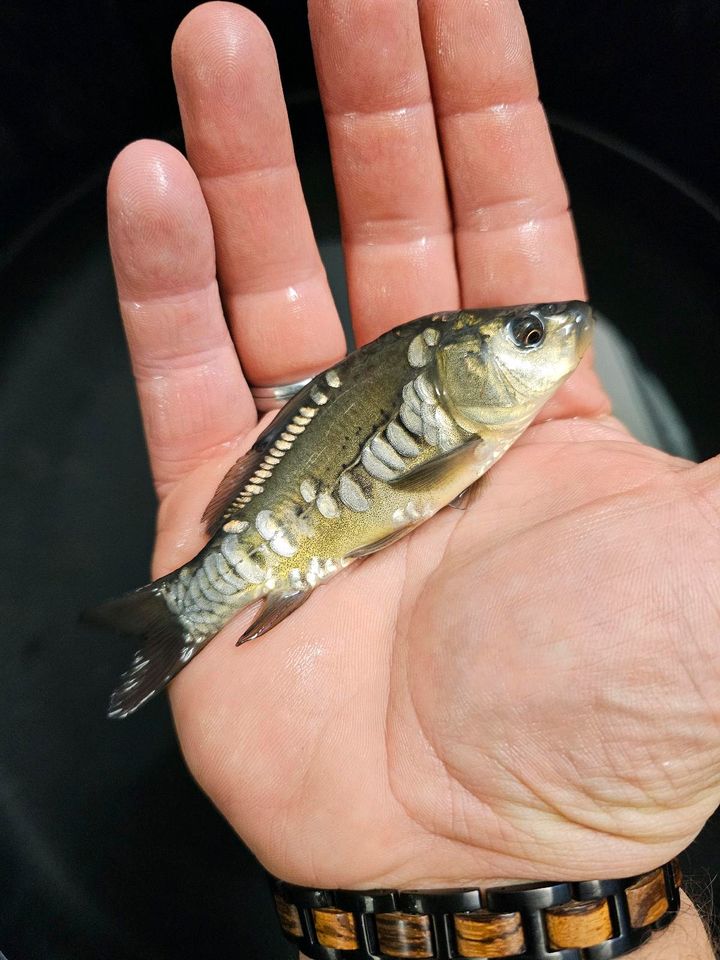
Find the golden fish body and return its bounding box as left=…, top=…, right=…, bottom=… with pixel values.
left=90, top=302, right=593, bottom=717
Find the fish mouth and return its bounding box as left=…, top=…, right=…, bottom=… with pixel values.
left=560, top=300, right=594, bottom=357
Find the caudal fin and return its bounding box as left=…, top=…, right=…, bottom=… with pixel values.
left=83, top=581, right=189, bottom=720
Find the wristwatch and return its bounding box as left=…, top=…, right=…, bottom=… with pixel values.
left=270, top=859, right=680, bottom=959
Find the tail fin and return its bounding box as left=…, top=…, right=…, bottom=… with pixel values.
left=83, top=581, right=189, bottom=720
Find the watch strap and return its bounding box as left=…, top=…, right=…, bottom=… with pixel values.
left=270, top=859, right=681, bottom=959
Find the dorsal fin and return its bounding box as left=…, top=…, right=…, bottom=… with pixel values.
left=201, top=447, right=268, bottom=534
left=201, top=374, right=334, bottom=536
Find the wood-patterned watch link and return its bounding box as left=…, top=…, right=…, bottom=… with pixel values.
left=274, top=893, right=303, bottom=937
left=375, top=912, right=433, bottom=958
left=545, top=896, right=613, bottom=949
left=314, top=907, right=359, bottom=950
left=626, top=868, right=670, bottom=928
left=270, top=857, right=681, bottom=960
left=454, top=908, right=525, bottom=958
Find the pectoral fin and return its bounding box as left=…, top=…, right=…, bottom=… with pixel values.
left=389, top=439, right=482, bottom=492
left=236, top=589, right=311, bottom=645
left=345, top=524, right=421, bottom=560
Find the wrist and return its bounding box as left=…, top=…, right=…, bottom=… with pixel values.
left=627, top=894, right=714, bottom=960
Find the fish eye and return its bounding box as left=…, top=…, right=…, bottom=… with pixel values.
left=509, top=315, right=545, bottom=349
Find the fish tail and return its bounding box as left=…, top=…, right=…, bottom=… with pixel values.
left=83, top=578, right=195, bottom=720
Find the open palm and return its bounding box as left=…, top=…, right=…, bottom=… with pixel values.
left=107, top=0, right=720, bottom=888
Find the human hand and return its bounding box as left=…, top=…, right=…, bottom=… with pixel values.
left=106, top=0, right=720, bottom=890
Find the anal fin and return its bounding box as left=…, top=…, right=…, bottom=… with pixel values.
left=236, top=589, right=311, bottom=645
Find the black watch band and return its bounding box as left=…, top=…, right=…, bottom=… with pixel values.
left=270, top=859, right=680, bottom=960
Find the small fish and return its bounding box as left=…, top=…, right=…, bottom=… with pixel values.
left=86, top=301, right=593, bottom=718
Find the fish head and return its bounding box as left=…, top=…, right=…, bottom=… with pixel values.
left=436, top=300, right=593, bottom=433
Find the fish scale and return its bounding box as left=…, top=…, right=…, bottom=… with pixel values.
left=86, top=302, right=593, bottom=717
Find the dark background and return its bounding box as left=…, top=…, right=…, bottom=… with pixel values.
left=1, top=1, right=719, bottom=958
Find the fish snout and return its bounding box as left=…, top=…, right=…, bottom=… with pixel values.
left=565, top=300, right=594, bottom=356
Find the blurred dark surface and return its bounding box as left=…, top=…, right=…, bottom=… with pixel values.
left=1, top=2, right=719, bottom=958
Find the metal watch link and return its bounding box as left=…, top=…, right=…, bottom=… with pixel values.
left=270, top=859, right=681, bottom=960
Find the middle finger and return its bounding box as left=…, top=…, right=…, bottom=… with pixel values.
left=172, top=2, right=347, bottom=388
left=309, top=0, right=460, bottom=345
